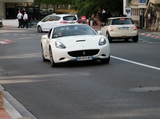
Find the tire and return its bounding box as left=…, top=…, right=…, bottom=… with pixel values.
left=106, top=32, right=112, bottom=43
left=41, top=44, right=47, bottom=62
left=132, top=35, right=138, bottom=42
left=124, top=38, right=129, bottom=42
left=100, top=56, right=110, bottom=64
left=37, top=26, right=43, bottom=33
left=49, top=48, right=57, bottom=67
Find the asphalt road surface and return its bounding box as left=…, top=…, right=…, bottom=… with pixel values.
left=0, top=27, right=160, bottom=119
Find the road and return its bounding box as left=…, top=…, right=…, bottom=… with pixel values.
left=0, top=27, right=160, bottom=119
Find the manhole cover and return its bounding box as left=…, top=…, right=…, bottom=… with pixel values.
left=129, top=87, right=160, bottom=92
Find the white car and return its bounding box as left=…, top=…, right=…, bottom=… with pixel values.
left=101, top=17, right=138, bottom=42
left=37, top=14, right=78, bottom=33
left=41, top=24, right=110, bottom=67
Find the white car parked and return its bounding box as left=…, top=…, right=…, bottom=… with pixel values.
left=41, top=24, right=110, bottom=67
left=101, top=17, right=138, bottom=42
left=37, top=14, right=78, bottom=33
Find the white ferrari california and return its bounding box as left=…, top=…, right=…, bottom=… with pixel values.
left=41, top=24, right=110, bottom=67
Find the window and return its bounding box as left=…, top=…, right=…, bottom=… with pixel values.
left=41, top=16, right=51, bottom=22
left=50, top=16, right=60, bottom=21
left=112, top=18, right=133, bottom=25
left=63, top=16, right=77, bottom=21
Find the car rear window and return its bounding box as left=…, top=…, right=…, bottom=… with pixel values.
left=112, top=18, right=133, bottom=25
left=63, top=16, right=77, bottom=21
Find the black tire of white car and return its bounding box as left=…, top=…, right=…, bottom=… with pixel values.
left=41, top=45, right=47, bottom=62
left=100, top=56, right=110, bottom=64
left=132, top=35, right=138, bottom=42
left=49, top=48, right=57, bottom=67
left=37, top=26, right=42, bottom=33
left=106, top=32, right=112, bottom=43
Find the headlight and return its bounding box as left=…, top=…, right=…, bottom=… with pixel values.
left=99, top=37, right=106, bottom=46
left=55, top=41, right=66, bottom=49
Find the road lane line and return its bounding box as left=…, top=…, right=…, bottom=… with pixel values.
left=111, top=55, right=160, bottom=71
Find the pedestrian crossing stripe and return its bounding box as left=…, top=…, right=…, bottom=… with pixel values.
left=0, top=40, right=14, bottom=45
left=138, top=33, right=160, bottom=40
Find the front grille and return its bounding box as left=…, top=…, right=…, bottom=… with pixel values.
left=68, top=49, right=99, bottom=57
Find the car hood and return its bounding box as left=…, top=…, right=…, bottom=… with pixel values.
left=55, top=35, right=102, bottom=48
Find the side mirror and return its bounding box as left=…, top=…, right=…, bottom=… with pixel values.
left=97, top=30, right=102, bottom=35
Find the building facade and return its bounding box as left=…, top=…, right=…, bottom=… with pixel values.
left=0, top=0, right=76, bottom=20
left=123, top=0, right=160, bottom=31
left=0, top=0, right=34, bottom=19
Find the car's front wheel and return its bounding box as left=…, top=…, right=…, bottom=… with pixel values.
left=41, top=44, right=47, bottom=62
left=37, top=26, right=43, bottom=33
left=100, top=56, right=110, bottom=64
left=132, top=35, right=138, bottom=42
left=49, top=48, right=57, bottom=67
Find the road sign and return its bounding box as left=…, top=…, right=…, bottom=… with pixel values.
left=139, top=0, right=146, bottom=8
left=140, top=0, right=146, bottom=3
left=81, top=16, right=86, bottom=22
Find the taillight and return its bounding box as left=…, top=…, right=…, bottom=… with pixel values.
left=134, top=25, right=137, bottom=30
left=109, top=26, right=113, bottom=31
left=60, top=21, right=68, bottom=24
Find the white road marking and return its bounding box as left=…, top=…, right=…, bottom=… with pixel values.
left=0, top=40, right=14, bottom=44
left=19, top=37, right=33, bottom=39
left=111, top=55, right=160, bottom=71
left=139, top=38, right=151, bottom=43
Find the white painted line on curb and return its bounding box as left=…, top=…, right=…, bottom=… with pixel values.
left=111, top=55, right=160, bottom=71
left=4, top=98, right=22, bottom=119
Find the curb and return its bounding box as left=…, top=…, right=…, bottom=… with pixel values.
left=0, top=85, right=22, bottom=119
left=0, top=85, right=37, bottom=119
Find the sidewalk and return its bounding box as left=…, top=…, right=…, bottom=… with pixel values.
left=0, top=108, right=11, bottom=119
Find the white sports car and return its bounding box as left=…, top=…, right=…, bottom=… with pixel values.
left=41, top=24, right=110, bottom=67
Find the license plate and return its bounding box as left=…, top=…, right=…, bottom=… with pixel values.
left=76, top=56, right=93, bottom=61
left=119, top=27, right=129, bottom=30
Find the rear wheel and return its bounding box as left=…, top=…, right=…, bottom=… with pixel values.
left=106, top=32, right=112, bottom=43
left=132, top=35, right=138, bottom=42
left=37, top=26, right=43, bottom=33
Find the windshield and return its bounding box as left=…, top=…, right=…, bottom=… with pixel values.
left=52, top=25, right=96, bottom=38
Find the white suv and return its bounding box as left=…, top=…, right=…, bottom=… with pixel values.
left=37, top=14, right=78, bottom=33
left=101, top=17, right=138, bottom=42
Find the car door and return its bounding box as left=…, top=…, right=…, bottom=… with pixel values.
left=45, top=28, right=52, bottom=56
left=40, top=16, right=51, bottom=31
